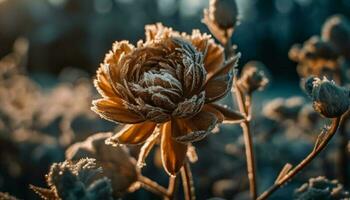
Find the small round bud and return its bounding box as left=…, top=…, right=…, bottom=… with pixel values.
left=237, top=61, right=269, bottom=94
left=304, top=76, right=349, bottom=118
left=202, top=0, right=238, bottom=45
left=322, top=15, right=350, bottom=59
left=209, top=0, right=238, bottom=30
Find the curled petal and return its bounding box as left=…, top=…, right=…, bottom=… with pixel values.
left=106, top=122, right=156, bottom=145
left=91, top=98, right=144, bottom=124
left=94, top=65, right=118, bottom=98
left=204, top=53, right=241, bottom=102
left=207, top=103, right=245, bottom=123
left=204, top=72, right=233, bottom=102
left=161, top=121, right=188, bottom=176
left=204, top=41, right=225, bottom=77
left=173, top=110, right=218, bottom=143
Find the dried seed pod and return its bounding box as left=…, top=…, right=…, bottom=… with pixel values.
left=322, top=15, right=350, bottom=59
left=237, top=61, right=269, bottom=94
left=202, top=0, right=238, bottom=45
left=304, top=76, right=349, bottom=118
left=209, top=0, right=238, bottom=30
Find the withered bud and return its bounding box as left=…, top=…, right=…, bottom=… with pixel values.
left=304, top=76, right=349, bottom=118
left=209, top=0, right=238, bottom=30
left=202, top=0, right=238, bottom=45
left=237, top=61, right=269, bottom=94
left=322, top=15, right=350, bottom=59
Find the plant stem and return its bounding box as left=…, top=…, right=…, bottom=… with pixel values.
left=164, top=176, right=178, bottom=200
left=138, top=175, right=170, bottom=198
left=337, top=114, right=349, bottom=187
left=257, top=117, right=341, bottom=200
left=235, top=85, right=258, bottom=199
left=180, top=161, right=195, bottom=200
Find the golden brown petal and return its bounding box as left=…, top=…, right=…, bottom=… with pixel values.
left=161, top=121, right=188, bottom=176
left=206, top=103, right=245, bottom=123
left=91, top=97, right=144, bottom=124
left=204, top=53, right=240, bottom=102
left=94, top=65, right=118, bottom=98
left=107, top=122, right=156, bottom=145
left=173, top=110, right=218, bottom=143
left=204, top=41, right=225, bottom=77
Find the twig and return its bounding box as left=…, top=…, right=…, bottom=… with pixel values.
left=138, top=175, right=170, bottom=198
left=234, top=84, right=258, bottom=199
left=164, top=176, right=178, bottom=200
left=180, top=161, right=195, bottom=200
left=337, top=111, right=350, bottom=187
left=257, top=117, right=341, bottom=200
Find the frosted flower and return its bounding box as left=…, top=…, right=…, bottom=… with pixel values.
left=66, top=132, right=138, bottom=197
left=92, top=23, right=244, bottom=176
left=294, top=176, right=350, bottom=200
left=31, top=158, right=113, bottom=200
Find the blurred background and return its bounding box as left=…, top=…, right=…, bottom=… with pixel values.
left=1, top=0, right=349, bottom=81
left=1, top=0, right=350, bottom=199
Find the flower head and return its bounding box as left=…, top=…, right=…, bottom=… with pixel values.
left=92, top=23, right=244, bottom=176
left=304, top=76, right=349, bottom=118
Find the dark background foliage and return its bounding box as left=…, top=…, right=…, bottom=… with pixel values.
left=1, top=0, right=349, bottom=81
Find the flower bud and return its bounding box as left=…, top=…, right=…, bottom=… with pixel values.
left=304, top=76, right=349, bottom=118
left=202, top=0, right=238, bottom=45
left=208, top=0, right=238, bottom=30
left=237, top=61, right=269, bottom=94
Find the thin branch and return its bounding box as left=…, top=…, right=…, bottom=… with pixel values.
left=257, top=117, right=341, bottom=200
left=180, top=161, right=195, bottom=200
left=234, top=84, right=258, bottom=200
left=138, top=175, right=170, bottom=198
left=164, top=176, right=178, bottom=200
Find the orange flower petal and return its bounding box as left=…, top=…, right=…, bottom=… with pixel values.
left=94, top=65, right=118, bottom=98
left=107, top=122, right=157, bottom=145
left=161, top=121, right=188, bottom=176
left=91, top=98, right=144, bottom=124
left=173, top=110, right=218, bottom=143
left=207, top=103, right=245, bottom=123
left=204, top=53, right=241, bottom=102
left=204, top=42, right=225, bottom=77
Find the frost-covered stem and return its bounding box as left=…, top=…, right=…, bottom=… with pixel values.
left=180, top=161, right=195, bottom=200
left=164, top=176, right=178, bottom=200
left=139, top=175, right=170, bottom=198
left=338, top=112, right=349, bottom=186
left=235, top=85, right=258, bottom=199
left=224, top=30, right=234, bottom=57
left=257, top=117, right=341, bottom=200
